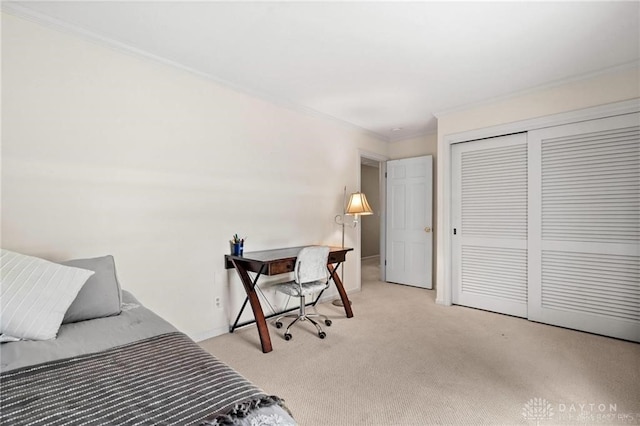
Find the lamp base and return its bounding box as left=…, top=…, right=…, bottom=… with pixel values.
left=332, top=299, right=352, bottom=307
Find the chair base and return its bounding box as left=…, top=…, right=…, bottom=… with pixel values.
left=274, top=311, right=331, bottom=340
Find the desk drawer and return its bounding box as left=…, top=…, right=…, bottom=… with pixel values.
left=268, top=260, right=295, bottom=275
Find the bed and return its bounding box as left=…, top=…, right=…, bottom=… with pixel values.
left=0, top=250, right=296, bottom=425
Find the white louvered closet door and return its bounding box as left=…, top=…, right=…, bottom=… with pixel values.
left=528, top=113, right=640, bottom=342
left=452, top=133, right=528, bottom=317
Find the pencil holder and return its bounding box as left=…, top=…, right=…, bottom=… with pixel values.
left=231, top=242, right=243, bottom=256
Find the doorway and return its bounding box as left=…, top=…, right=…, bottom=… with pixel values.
left=358, top=151, right=434, bottom=288
left=361, top=159, right=381, bottom=260
left=361, top=158, right=381, bottom=285
left=359, top=151, right=387, bottom=284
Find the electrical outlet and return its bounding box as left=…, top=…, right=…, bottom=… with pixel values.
left=215, top=296, right=222, bottom=309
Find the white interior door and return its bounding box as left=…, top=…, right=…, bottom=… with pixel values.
left=385, top=156, right=432, bottom=288
left=528, top=113, right=640, bottom=342
left=452, top=133, right=528, bottom=317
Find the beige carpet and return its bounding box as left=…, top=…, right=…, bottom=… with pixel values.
left=200, top=258, right=640, bottom=425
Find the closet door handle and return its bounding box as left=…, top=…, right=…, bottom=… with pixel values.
left=424, top=226, right=431, bottom=233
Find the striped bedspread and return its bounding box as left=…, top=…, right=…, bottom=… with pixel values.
left=0, top=332, right=292, bottom=425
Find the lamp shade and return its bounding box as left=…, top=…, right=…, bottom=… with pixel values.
left=345, top=192, right=373, bottom=216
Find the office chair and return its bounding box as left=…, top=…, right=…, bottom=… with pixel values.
left=274, top=246, right=332, bottom=340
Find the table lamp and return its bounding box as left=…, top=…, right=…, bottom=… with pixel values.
left=335, top=187, right=374, bottom=248
left=333, top=188, right=373, bottom=307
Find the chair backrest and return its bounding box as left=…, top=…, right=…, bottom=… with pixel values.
left=294, top=246, right=330, bottom=284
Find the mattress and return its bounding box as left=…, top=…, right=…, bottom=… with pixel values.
left=0, top=291, right=296, bottom=425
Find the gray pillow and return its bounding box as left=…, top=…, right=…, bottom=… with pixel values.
left=61, top=255, right=122, bottom=323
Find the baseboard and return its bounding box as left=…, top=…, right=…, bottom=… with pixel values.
left=435, top=298, right=452, bottom=307
left=189, top=326, right=229, bottom=343
left=317, top=288, right=361, bottom=305
left=361, top=255, right=380, bottom=261
left=190, top=289, right=361, bottom=342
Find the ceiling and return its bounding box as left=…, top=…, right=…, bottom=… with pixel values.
left=5, top=1, right=639, bottom=142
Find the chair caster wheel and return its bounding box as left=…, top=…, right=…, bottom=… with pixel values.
left=284, top=333, right=292, bottom=341
left=318, top=332, right=326, bottom=339
left=325, top=319, right=332, bottom=326
left=275, top=322, right=283, bottom=329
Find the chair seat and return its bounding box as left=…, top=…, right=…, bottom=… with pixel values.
left=275, top=280, right=327, bottom=297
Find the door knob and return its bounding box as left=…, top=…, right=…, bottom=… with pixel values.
left=424, top=226, right=431, bottom=233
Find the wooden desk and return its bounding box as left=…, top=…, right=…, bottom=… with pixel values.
left=225, top=246, right=354, bottom=353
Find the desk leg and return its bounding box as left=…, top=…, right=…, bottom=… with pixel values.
left=230, top=259, right=272, bottom=353
left=328, top=264, right=353, bottom=318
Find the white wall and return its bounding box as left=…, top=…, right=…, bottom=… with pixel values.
left=435, top=65, right=640, bottom=304
left=388, top=133, right=437, bottom=161
left=1, top=13, right=389, bottom=341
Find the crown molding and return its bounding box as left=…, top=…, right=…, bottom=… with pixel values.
left=433, top=60, right=640, bottom=119
left=443, top=98, right=640, bottom=145
left=2, top=2, right=390, bottom=143
left=389, top=129, right=438, bottom=143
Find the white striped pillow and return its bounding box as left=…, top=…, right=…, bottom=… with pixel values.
left=0, top=249, right=95, bottom=341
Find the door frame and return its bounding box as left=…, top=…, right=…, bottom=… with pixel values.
left=358, top=149, right=389, bottom=282
left=436, top=98, right=640, bottom=307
